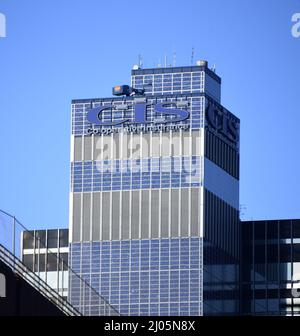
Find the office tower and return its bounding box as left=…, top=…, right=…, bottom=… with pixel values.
left=69, top=61, right=240, bottom=315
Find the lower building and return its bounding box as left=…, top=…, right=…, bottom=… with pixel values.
left=241, top=219, right=300, bottom=316
left=19, top=219, right=300, bottom=316
left=21, top=229, right=69, bottom=299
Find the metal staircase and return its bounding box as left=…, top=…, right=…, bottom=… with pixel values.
left=0, top=209, right=119, bottom=316
left=0, top=243, right=81, bottom=316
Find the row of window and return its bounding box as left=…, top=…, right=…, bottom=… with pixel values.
left=132, top=72, right=205, bottom=95
left=23, top=229, right=68, bottom=249
left=22, top=252, right=68, bottom=272
left=71, top=156, right=202, bottom=192
left=72, top=237, right=200, bottom=248
left=243, top=220, right=300, bottom=240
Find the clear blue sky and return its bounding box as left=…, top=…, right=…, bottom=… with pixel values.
left=0, top=0, right=299, bottom=230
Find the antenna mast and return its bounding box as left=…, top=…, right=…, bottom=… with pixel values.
left=191, top=47, right=195, bottom=65
left=173, top=51, right=177, bottom=67
left=138, top=54, right=143, bottom=68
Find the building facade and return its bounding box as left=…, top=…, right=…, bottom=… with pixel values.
left=69, top=62, right=240, bottom=315
left=22, top=229, right=69, bottom=299
left=241, top=219, right=300, bottom=316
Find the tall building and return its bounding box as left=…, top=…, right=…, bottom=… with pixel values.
left=69, top=61, right=240, bottom=315
left=241, top=219, right=300, bottom=316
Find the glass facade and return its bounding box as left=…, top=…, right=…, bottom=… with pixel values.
left=69, top=63, right=240, bottom=315
left=71, top=156, right=202, bottom=192
left=70, top=238, right=202, bottom=316
left=241, top=219, right=300, bottom=316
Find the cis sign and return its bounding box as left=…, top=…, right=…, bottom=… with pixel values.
left=206, top=103, right=239, bottom=143
left=86, top=103, right=190, bottom=126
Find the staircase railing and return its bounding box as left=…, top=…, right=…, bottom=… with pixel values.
left=0, top=209, right=119, bottom=316
left=0, top=243, right=81, bottom=316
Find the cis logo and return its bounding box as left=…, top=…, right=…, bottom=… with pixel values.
left=0, top=273, right=6, bottom=298
left=206, top=102, right=238, bottom=142
left=86, top=103, right=189, bottom=126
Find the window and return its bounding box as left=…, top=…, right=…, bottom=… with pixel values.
left=34, top=253, right=46, bottom=272
left=267, top=244, right=278, bottom=263
left=280, top=244, right=292, bottom=263
left=35, top=230, right=46, bottom=248
left=292, top=220, right=300, bottom=238
left=47, top=230, right=58, bottom=248
left=23, top=254, right=34, bottom=271
left=293, top=244, right=300, bottom=262
left=267, top=221, right=278, bottom=240
left=254, top=222, right=265, bottom=240
left=280, top=220, right=292, bottom=239
left=59, top=229, right=68, bottom=248
left=46, top=253, right=58, bottom=272
left=23, top=231, right=34, bottom=249
left=59, top=252, right=68, bottom=271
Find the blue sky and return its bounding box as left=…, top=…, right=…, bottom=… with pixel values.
left=0, top=0, right=299, bottom=230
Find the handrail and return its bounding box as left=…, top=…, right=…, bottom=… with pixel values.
left=0, top=208, right=120, bottom=316
left=0, top=244, right=81, bottom=316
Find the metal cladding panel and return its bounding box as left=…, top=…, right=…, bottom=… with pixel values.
left=102, top=192, right=110, bottom=240
left=161, top=189, right=169, bottom=237
left=74, top=136, right=82, bottom=161
left=113, top=134, right=121, bottom=159
left=112, top=191, right=120, bottom=240
left=141, top=190, right=149, bottom=239
left=181, top=188, right=189, bottom=237
left=191, top=188, right=200, bottom=236
left=92, top=192, right=101, bottom=241
left=151, top=190, right=159, bottom=239
left=82, top=193, right=91, bottom=241
left=121, top=191, right=130, bottom=240
left=151, top=133, right=160, bottom=157
left=131, top=191, right=140, bottom=240
left=72, top=194, right=81, bottom=242
left=84, top=136, right=93, bottom=161
left=171, top=189, right=179, bottom=237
